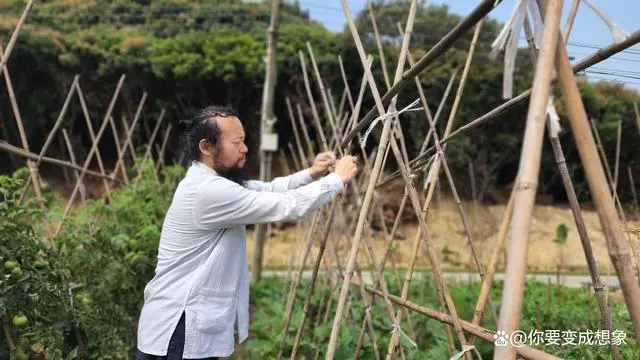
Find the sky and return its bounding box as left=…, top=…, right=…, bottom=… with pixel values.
left=295, top=0, right=640, bottom=91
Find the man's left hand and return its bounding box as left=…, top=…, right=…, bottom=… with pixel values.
left=309, top=151, right=337, bottom=179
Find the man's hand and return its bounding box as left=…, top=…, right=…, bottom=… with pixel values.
left=334, top=155, right=359, bottom=183
left=310, top=151, right=337, bottom=179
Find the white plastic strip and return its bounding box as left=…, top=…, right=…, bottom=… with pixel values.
left=450, top=345, right=483, bottom=360
left=546, top=95, right=563, bottom=137
left=359, top=99, right=422, bottom=148
left=392, top=323, right=418, bottom=348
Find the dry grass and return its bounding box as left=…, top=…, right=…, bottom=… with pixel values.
left=246, top=197, right=640, bottom=274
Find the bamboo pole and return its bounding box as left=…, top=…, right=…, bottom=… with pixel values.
left=122, top=116, right=138, bottom=163
left=18, top=75, right=79, bottom=203
left=338, top=56, right=355, bottom=111
left=287, top=142, right=302, bottom=172
left=285, top=97, right=309, bottom=165
left=0, top=142, right=119, bottom=183
left=295, top=103, right=315, bottom=162
left=154, top=124, right=172, bottom=176
left=276, top=211, right=322, bottom=359
left=136, top=109, right=166, bottom=180
left=1, top=45, right=46, bottom=210
left=289, top=200, right=338, bottom=360
left=61, top=129, right=87, bottom=208
left=561, top=0, right=581, bottom=41
left=342, top=0, right=504, bottom=146
left=108, top=115, right=129, bottom=184
left=367, top=1, right=391, bottom=90
left=55, top=75, right=126, bottom=236
left=113, top=92, right=147, bottom=181
left=521, top=19, right=620, bottom=358
left=537, top=0, right=640, bottom=339
left=613, top=119, right=622, bottom=197
left=493, top=1, right=564, bottom=358
left=75, top=82, right=113, bottom=198
left=0, top=0, right=34, bottom=74
left=253, top=0, right=282, bottom=283
left=390, top=29, right=640, bottom=180
left=362, top=285, right=563, bottom=360
left=299, top=51, right=329, bottom=151
left=326, top=0, right=420, bottom=356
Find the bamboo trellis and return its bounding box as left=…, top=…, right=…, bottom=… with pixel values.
left=2, top=1, right=640, bottom=359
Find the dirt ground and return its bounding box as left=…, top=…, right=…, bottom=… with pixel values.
left=246, top=197, right=640, bottom=275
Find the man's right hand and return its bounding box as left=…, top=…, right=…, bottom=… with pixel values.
left=334, top=155, right=359, bottom=183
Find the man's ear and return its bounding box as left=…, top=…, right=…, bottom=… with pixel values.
left=198, top=139, right=213, bottom=157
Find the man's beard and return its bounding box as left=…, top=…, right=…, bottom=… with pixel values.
left=215, top=164, right=248, bottom=187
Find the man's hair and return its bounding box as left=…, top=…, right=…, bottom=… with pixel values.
left=179, top=105, right=239, bottom=162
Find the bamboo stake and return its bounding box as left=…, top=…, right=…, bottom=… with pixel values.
left=154, top=124, right=172, bottom=176
left=299, top=51, right=328, bottom=151
left=387, top=21, right=488, bottom=357
left=276, top=211, right=322, bottom=359
left=61, top=129, right=87, bottom=208
left=493, top=2, right=564, bottom=358
left=55, top=75, right=126, bottom=236
left=561, top=0, right=581, bottom=41
left=1, top=45, right=46, bottom=209
left=613, top=119, right=622, bottom=197
left=287, top=142, right=302, bottom=172
left=0, top=0, right=34, bottom=74
left=367, top=0, right=391, bottom=90
left=342, top=0, right=503, bottom=146
left=394, top=30, right=640, bottom=179
left=114, top=92, right=147, bottom=181
left=362, top=285, right=563, bottom=360
left=0, top=142, right=122, bottom=183
left=108, top=115, right=129, bottom=184
left=285, top=97, right=309, bottom=164
left=289, top=199, right=338, bottom=360
left=18, top=75, right=79, bottom=203
left=136, top=109, right=166, bottom=180
left=326, top=0, right=420, bottom=355
left=538, top=0, right=640, bottom=339
left=75, top=82, right=113, bottom=198
left=522, top=19, right=620, bottom=358
left=121, top=116, right=138, bottom=163
left=296, top=103, right=315, bottom=162
left=338, top=56, right=355, bottom=111
left=589, top=118, right=626, bottom=219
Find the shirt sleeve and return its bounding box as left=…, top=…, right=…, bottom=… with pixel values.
left=244, top=168, right=315, bottom=193
left=194, top=172, right=343, bottom=229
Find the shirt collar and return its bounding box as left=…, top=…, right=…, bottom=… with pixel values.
left=192, top=160, right=219, bottom=176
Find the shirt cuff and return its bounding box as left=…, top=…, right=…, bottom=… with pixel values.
left=300, top=168, right=315, bottom=183
left=324, top=173, right=344, bottom=193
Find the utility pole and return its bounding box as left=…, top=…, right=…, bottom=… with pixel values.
left=252, top=0, right=282, bottom=283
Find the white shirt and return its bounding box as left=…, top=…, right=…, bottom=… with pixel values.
left=136, top=161, right=344, bottom=358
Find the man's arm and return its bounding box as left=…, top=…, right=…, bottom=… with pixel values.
left=246, top=151, right=337, bottom=193
left=194, top=172, right=344, bottom=229
left=245, top=168, right=315, bottom=193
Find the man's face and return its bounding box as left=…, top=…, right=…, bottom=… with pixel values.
left=213, top=115, right=248, bottom=173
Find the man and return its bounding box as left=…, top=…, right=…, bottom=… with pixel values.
left=136, top=105, right=358, bottom=359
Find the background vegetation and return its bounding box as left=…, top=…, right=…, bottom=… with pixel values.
left=0, top=0, right=639, bottom=206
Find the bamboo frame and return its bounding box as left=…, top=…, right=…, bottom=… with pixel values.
left=536, top=0, right=640, bottom=339
left=154, top=123, right=173, bottom=176
left=381, top=29, right=640, bottom=184
left=136, top=109, right=166, bottom=180
left=75, top=81, right=113, bottom=198
left=493, top=2, right=564, bottom=358
left=54, top=75, right=126, bottom=236
left=342, top=0, right=504, bottom=146
left=0, top=0, right=34, bottom=74
left=113, top=92, right=148, bottom=183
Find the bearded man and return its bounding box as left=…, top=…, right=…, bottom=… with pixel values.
left=136, top=105, right=358, bottom=359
